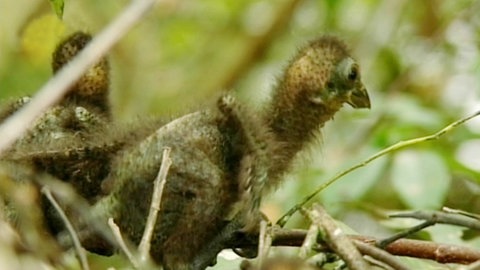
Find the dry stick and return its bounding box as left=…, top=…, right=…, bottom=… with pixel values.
left=108, top=218, right=140, bottom=269
left=353, top=240, right=409, bottom=270
left=277, top=110, right=480, bottom=227
left=256, top=220, right=271, bottom=269
left=377, top=220, right=435, bottom=248
left=138, top=147, right=172, bottom=262
left=352, top=235, right=480, bottom=265
left=299, top=223, right=319, bottom=259
left=0, top=0, right=162, bottom=156
left=390, top=210, right=480, bottom=230
left=41, top=187, right=90, bottom=270
left=307, top=204, right=370, bottom=270
left=37, top=175, right=119, bottom=250
left=378, top=209, right=480, bottom=249
left=443, top=207, right=480, bottom=221
left=266, top=228, right=480, bottom=264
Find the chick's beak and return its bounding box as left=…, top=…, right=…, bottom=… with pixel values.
left=347, top=84, right=370, bottom=109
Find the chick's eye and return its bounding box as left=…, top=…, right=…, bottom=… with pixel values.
left=348, top=66, right=358, bottom=81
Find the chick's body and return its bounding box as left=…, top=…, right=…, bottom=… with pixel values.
left=93, top=36, right=370, bottom=270
left=0, top=30, right=371, bottom=270
left=98, top=110, right=241, bottom=268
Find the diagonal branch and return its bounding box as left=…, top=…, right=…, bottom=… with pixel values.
left=0, top=0, right=163, bottom=156
left=138, top=147, right=172, bottom=262
left=389, top=210, right=480, bottom=231
left=442, top=207, right=480, bottom=221
left=42, top=187, right=90, bottom=270
left=277, top=110, right=480, bottom=227
left=353, top=240, right=409, bottom=270
left=305, top=204, right=369, bottom=270
left=108, top=218, right=140, bottom=269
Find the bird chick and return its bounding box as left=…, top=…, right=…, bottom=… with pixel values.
left=267, top=36, right=369, bottom=168
left=1, top=31, right=167, bottom=244
left=251, top=36, right=370, bottom=210
left=88, top=36, right=370, bottom=270
left=1, top=32, right=121, bottom=240
left=3, top=32, right=113, bottom=201
left=51, top=31, right=111, bottom=117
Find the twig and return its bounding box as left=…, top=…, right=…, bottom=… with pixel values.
left=351, top=235, right=480, bottom=265
left=277, top=110, right=480, bottom=227
left=108, top=217, right=139, bottom=269
left=389, top=210, right=480, bottom=231
left=138, top=147, right=172, bottom=262
left=269, top=228, right=480, bottom=264
left=232, top=227, right=480, bottom=264
left=41, top=187, right=89, bottom=270
left=354, top=240, right=409, bottom=270
left=299, top=223, right=319, bottom=259
left=376, top=210, right=480, bottom=258
left=36, top=175, right=119, bottom=253
left=443, top=207, right=480, bottom=220
left=256, top=220, right=271, bottom=269
left=306, top=204, right=369, bottom=270
left=377, top=220, right=435, bottom=248
left=0, top=0, right=162, bottom=156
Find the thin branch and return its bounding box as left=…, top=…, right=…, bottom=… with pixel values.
left=42, top=187, right=89, bottom=270
left=0, top=0, right=162, bottom=156
left=108, top=217, right=140, bottom=269
left=37, top=175, right=119, bottom=253
left=138, top=147, right=172, bottom=262
left=299, top=223, right=319, bottom=259
left=256, top=220, right=271, bottom=269
left=443, top=207, right=480, bottom=220
left=354, top=240, right=409, bottom=270
left=277, top=110, right=480, bottom=227
left=389, top=210, right=480, bottom=231
left=377, top=220, right=435, bottom=248
left=306, top=204, right=369, bottom=270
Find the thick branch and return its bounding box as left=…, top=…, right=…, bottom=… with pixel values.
left=234, top=228, right=480, bottom=265
left=305, top=204, right=369, bottom=270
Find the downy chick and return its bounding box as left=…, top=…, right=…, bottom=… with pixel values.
left=90, top=36, right=370, bottom=269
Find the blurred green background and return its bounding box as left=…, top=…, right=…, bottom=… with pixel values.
left=1, top=0, right=480, bottom=268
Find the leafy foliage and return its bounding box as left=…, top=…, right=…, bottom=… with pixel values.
left=48, top=0, right=65, bottom=19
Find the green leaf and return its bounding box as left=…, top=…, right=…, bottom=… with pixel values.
left=48, top=0, right=65, bottom=19
left=391, top=150, right=450, bottom=209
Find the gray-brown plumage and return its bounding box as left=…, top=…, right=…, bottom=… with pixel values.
left=1, top=32, right=113, bottom=203
left=51, top=31, right=111, bottom=117
left=1, top=32, right=164, bottom=246
left=1, top=32, right=130, bottom=238
left=90, top=36, right=370, bottom=269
